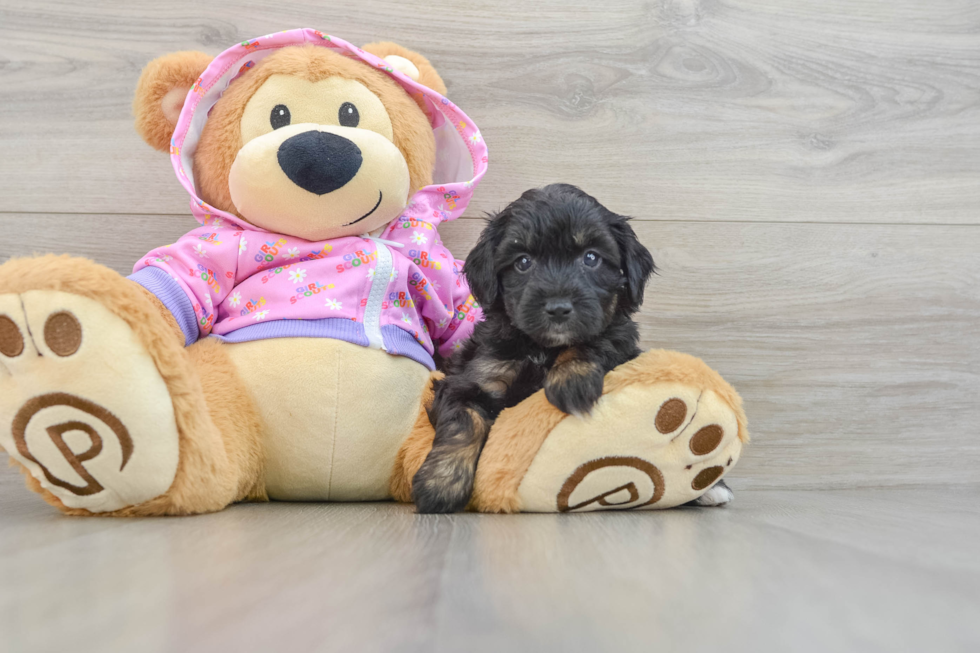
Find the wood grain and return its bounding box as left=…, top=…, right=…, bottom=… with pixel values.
left=1, top=4, right=978, bottom=646
left=1, top=0, right=979, bottom=222
left=0, top=1, right=977, bottom=489
left=1, top=469, right=978, bottom=652
left=2, top=213, right=977, bottom=489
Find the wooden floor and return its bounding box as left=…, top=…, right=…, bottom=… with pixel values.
left=1, top=1, right=978, bottom=651
left=2, top=466, right=978, bottom=652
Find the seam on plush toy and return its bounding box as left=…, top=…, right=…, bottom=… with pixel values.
left=670, top=389, right=703, bottom=443
left=326, top=343, right=341, bottom=498
left=176, top=41, right=289, bottom=152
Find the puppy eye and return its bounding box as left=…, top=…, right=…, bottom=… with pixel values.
left=514, top=255, right=534, bottom=272
left=583, top=251, right=601, bottom=268
left=339, top=102, right=360, bottom=128
left=270, top=104, right=291, bottom=130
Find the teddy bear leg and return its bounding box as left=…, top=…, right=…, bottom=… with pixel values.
left=389, top=372, right=441, bottom=503
left=0, top=255, right=263, bottom=516
left=470, top=349, right=749, bottom=513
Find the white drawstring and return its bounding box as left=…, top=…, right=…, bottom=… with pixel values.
left=361, top=233, right=405, bottom=248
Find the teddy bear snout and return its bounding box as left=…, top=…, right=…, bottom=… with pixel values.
left=277, top=130, right=363, bottom=196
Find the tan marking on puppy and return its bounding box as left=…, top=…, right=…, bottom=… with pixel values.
left=465, top=407, right=489, bottom=438
left=548, top=355, right=600, bottom=387
left=432, top=407, right=490, bottom=452
left=471, top=358, right=520, bottom=396
left=471, top=391, right=568, bottom=513
left=390, top=373, right=441, bottom=502
left=410, top=405, right=491, bottom=511
left=417, top=442, right=481, bottom=510
left=603, top=294, right=619, bottom=321
left=429, top=430, right=483, bottom=478
left=555, top=348, right=578, bottom=366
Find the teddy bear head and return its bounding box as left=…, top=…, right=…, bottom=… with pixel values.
left=133, top=41, right=446, bottom=240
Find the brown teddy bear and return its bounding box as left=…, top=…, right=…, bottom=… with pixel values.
left=0, top=30, right=747, bottom=516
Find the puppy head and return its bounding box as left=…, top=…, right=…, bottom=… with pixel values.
left=465, top=184, right=655, bottom=347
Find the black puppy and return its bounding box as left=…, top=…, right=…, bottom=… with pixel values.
left=412, top=184, right=656, bottom=514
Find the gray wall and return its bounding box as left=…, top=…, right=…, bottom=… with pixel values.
left=2, top=0, right=978, bottom=490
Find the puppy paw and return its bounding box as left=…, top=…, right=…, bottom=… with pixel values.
left=544, top=360, right=605, bottom=416
left=412, top=448, right=477, bottom=513
left=687, top=479, right=734, bottom=507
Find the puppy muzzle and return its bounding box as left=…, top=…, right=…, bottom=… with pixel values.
left=519, top=289, right=604, bottom=347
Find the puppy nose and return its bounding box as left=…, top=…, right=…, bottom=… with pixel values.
left=277, top=130, right=362, bottom=195
left=544, top=299, right=574, bottom=321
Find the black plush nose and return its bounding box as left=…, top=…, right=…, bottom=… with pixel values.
left=277, top=131, right=362, bottom=195
left=544, top=298, right=574, bottom=322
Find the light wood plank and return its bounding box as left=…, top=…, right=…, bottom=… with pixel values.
left=0, top=212, right=199, bottom=273
left=1, top=0, right=979, bottom=222
left=2, top=3, right=978, bottom=650
left=2, top=213, right=977, bottom=489
left=1, top=468, right=977, bottom=653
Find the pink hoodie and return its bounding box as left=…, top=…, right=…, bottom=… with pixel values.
left=129, top=29, right=488, bottom=370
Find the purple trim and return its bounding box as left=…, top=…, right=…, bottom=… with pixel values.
left=381, top=325, right=436, bottom=370
left=209, top=319, right=435, bottom=370
left=211, top=317, right=369, bottom=346
left=128, top=267, right=199, bottom=346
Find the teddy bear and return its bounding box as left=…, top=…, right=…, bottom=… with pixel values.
left=0, top=29, right=747, bottom=516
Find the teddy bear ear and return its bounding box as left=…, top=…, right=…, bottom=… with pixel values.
left=133, top=51, right=213, bottom=152
left=361, top=41, right=447, bottom=97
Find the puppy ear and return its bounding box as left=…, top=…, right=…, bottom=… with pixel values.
left=463, top=215, right=506, bottom=307
left=361, top=41, right=448, bottom=96
left=133, top=51, right=213, bottom=152
left=611, top=217, right=655, bottom=313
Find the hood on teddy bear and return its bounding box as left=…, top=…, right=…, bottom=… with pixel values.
left=168, top=28, right=488, bottom=233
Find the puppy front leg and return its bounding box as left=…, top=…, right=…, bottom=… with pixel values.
left=412, top=377, right=499, bottom=514
left=545, top=347, right=607, bottom=416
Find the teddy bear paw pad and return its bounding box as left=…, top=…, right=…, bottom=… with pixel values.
left=0, top=291, right=179, bottom=513
left=517, top=381, right=743, bottom=512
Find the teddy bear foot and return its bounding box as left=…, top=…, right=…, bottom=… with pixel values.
left=471, top=349, right=748, bottom=513
left=0, top=290, right=181, bottom=513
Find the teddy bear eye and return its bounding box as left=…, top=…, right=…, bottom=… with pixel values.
left=270, top=104, right=291, bottom=130
left=339, top=102, right=360, bottom=128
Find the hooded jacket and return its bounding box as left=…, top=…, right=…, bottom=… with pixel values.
left=129, top=29, right=488, bottom=370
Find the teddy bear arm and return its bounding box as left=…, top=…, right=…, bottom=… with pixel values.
left=133, top=282, right=186, bottom=345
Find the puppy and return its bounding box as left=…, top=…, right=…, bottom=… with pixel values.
left=412, top=183, right=656, bottom=514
